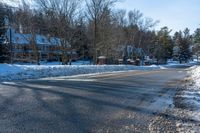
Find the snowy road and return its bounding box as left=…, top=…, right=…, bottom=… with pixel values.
left=0, top=68, right=189, bottom=132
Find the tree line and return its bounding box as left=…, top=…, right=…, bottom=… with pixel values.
left=0, top=0, right=200, bottom=64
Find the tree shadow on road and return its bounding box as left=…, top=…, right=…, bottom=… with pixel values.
left=0, top=79, right=199, bottom=132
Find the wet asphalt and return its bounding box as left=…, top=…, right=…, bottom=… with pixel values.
left=0, top=68, right=189, bottom=133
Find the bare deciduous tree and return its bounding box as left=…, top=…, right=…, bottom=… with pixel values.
left=34, top=0, right=82, bottom=64
left=85, top=0, right=119, bottom=64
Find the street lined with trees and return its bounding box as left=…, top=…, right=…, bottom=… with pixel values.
left=0, top=0, right=199, bottom=64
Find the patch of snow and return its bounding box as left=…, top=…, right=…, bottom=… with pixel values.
left=1, top=82, right=17, bottom=85
left=1, top=0, right=19, bottom=7
left=65, top=78, right=97, bottom=82
left=0, top=64, right=24, bottom=76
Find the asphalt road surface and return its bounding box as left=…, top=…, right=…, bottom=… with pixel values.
left=0, top=68, right=189, bottom=133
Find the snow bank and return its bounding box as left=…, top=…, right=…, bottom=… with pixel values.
left=172, top=66, right=200, bottom=132
left=0, top=64, right=163, bottom=81
left=186, top=66, right=200, bottom=109
left=190, top=66, right=200, bottom=87
left=179, top=66, right=200, bottom=110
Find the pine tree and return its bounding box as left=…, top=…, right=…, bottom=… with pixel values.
left=0, top=15, right=10, bottom=63
left=156, top=27, right=173, bottom=64
left=178, top=28, right=192, bottom=63
left=194, top=28, right=200, bottom=43
left=193, top=28, right=200, bottom=61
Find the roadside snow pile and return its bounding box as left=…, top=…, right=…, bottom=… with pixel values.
left=0, top=64, right=24, bottom=76
left=190, top=66, right=200, bottom=87
left=0, top=64, right=163, bottom=81
left=175, top=66, right=200, bottom=110
left=164, top=63, right=193, bottom=68
left=172, top=66, right=200, bottom=132
left=186, top=66, right=200, bottom=109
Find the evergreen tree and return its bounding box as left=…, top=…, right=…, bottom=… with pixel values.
left=194, top=28, right=200, bottom=43
left=193, top=28, right=200, bottom=61
left=0, top=4, right=11, bottom=63
left=156, top=27, right=173, bottom=63
left=178, top=29, right=192, bottom=63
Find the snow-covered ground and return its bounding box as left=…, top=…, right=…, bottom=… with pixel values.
left=183, top=66, right=200, bottom=110
left=0, top=64, right=164, bottom=81
left=173, top=66, right=200, bottom=132
left=183, top=66, right=200, bottom=111
left=190, top=66, right=200, bottom=88
left=165, top=60, right=198, bottom=68
left=0, top=60, right=198, bottom=82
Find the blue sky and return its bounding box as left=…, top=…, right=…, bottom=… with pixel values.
left=116, top=0, right=200, bottom=34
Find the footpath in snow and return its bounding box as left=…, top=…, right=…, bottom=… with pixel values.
left=0, top=64, right=165, bottom=81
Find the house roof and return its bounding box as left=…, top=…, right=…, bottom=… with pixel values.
left=12, top=33, right=31, bottom=45
left=6, top=28, right=61, bottom=46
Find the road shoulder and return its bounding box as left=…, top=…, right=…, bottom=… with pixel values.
left=151, top=74, right=200, bottom=133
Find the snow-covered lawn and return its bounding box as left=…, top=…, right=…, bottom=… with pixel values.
left=0, top=64, right=164, bottom=81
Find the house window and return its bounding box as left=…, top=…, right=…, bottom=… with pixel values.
left=42, top=38, right=45, bottom=43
